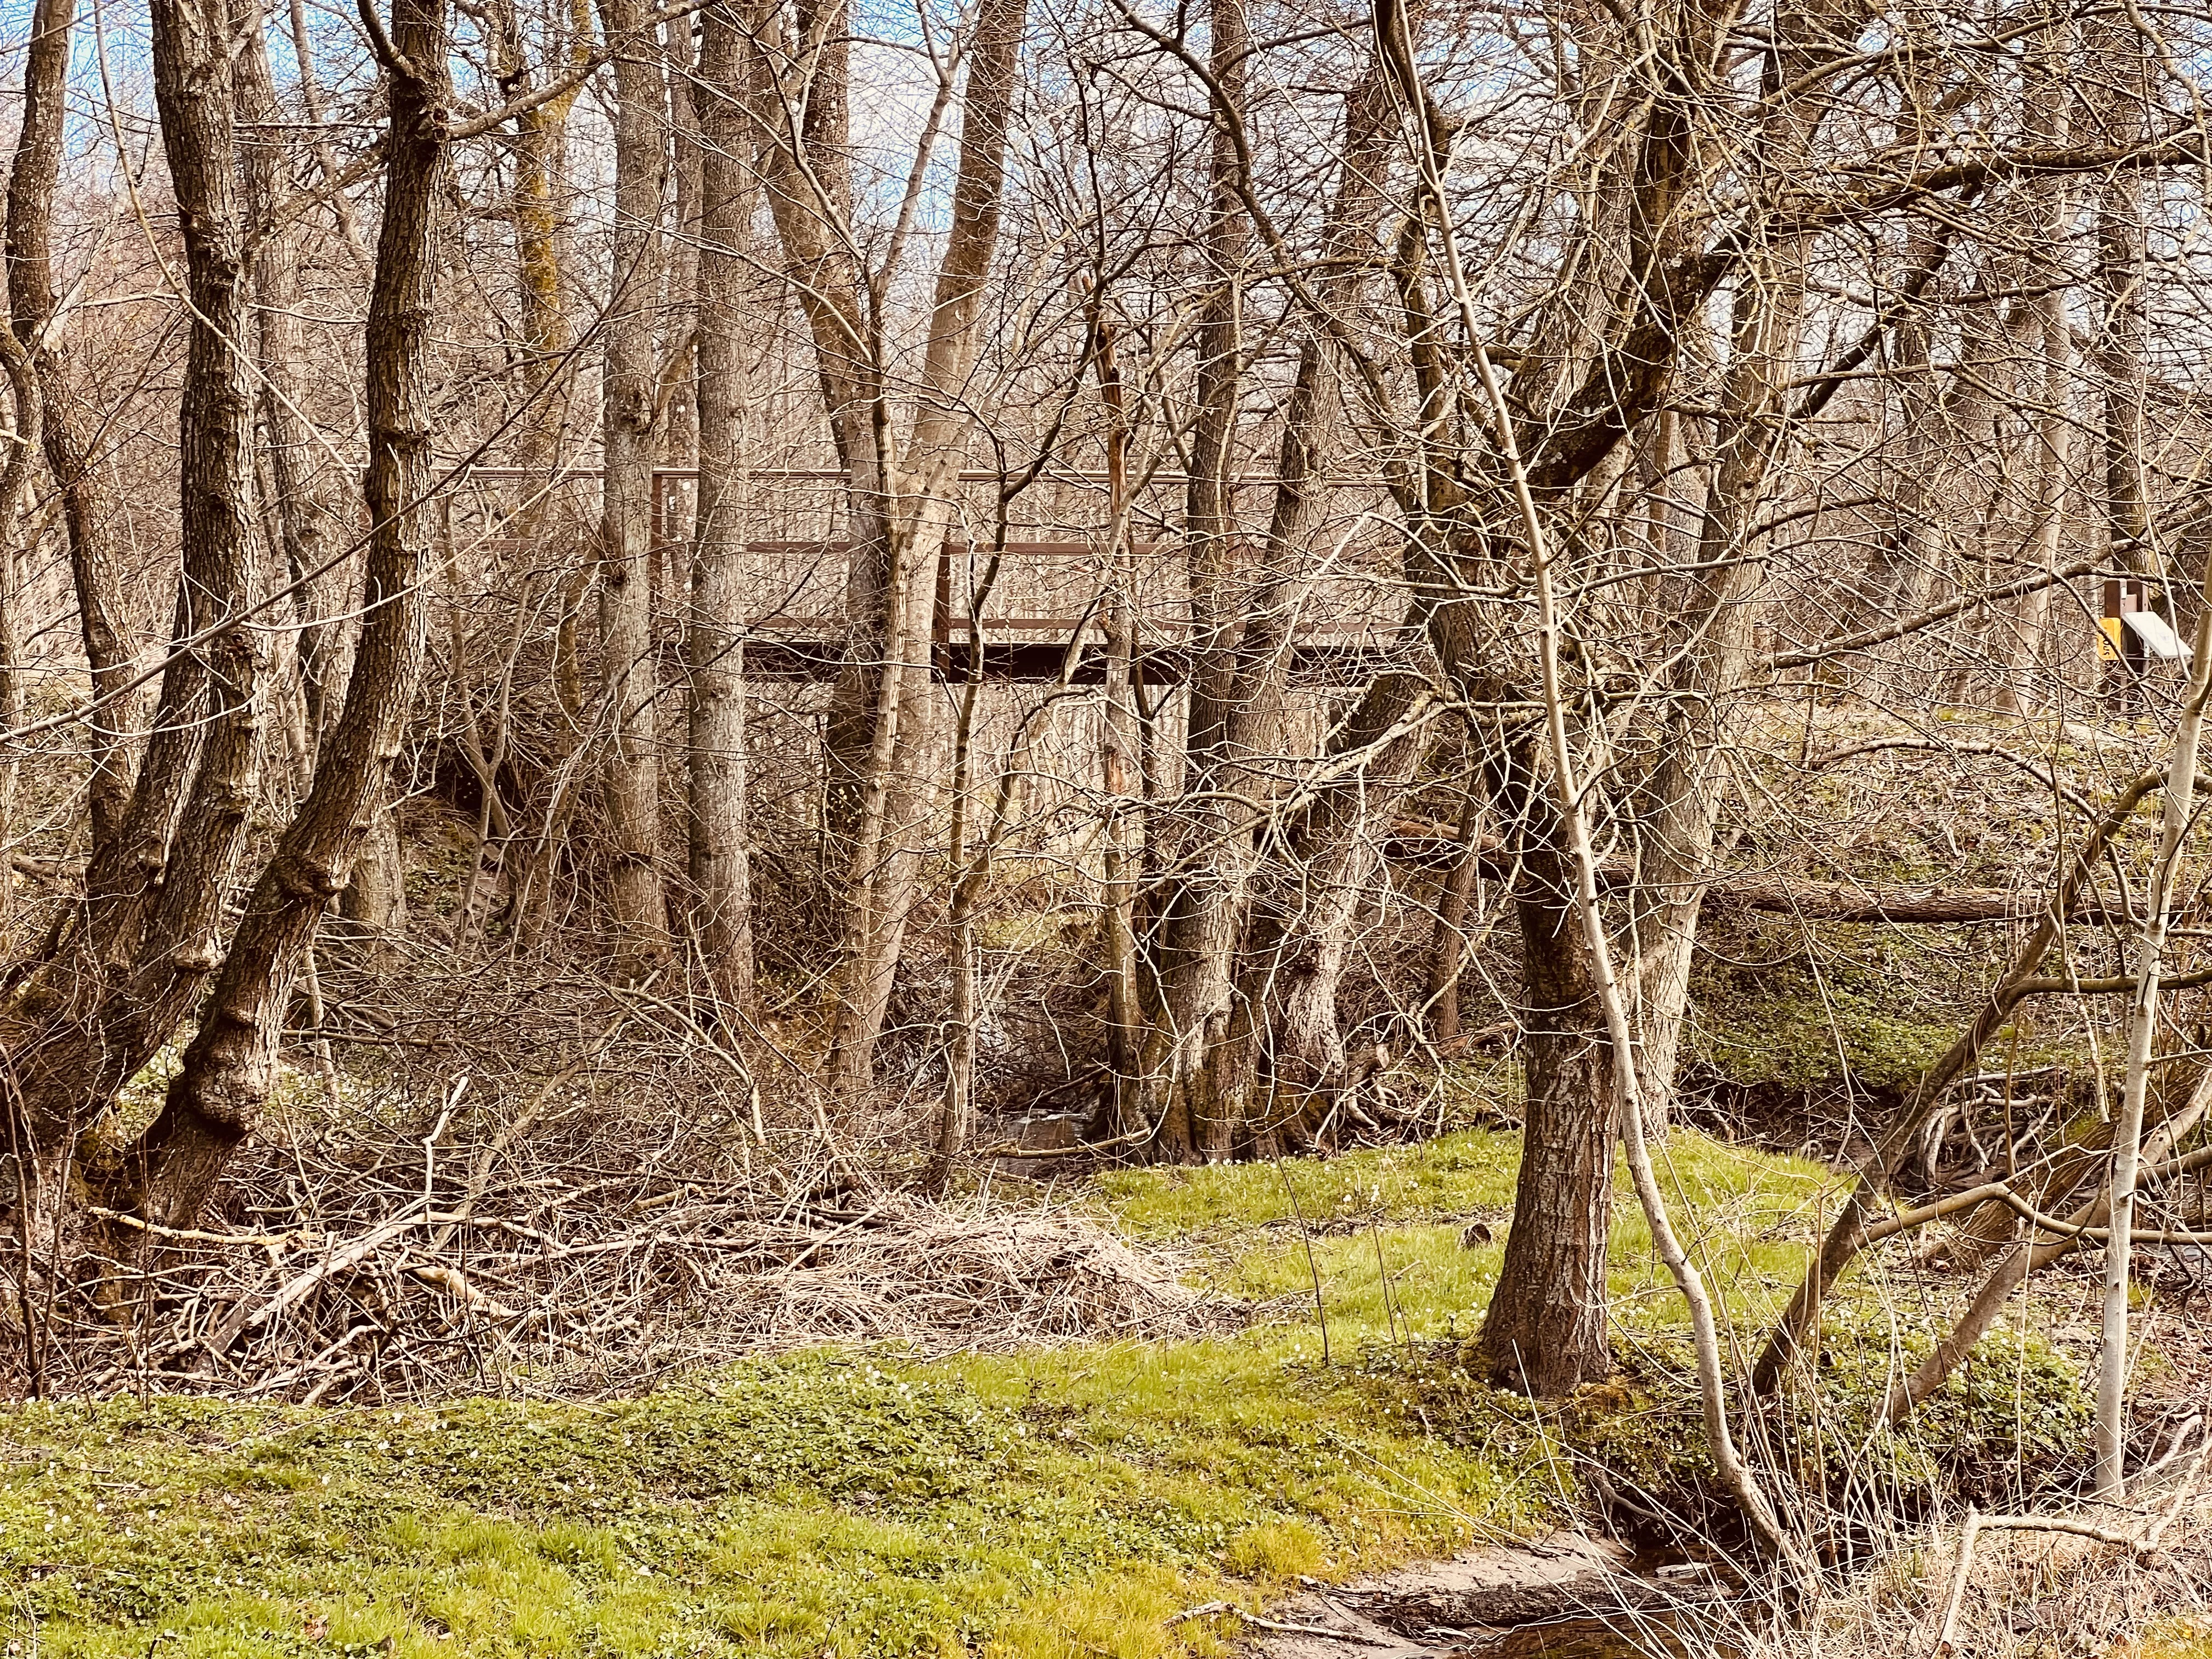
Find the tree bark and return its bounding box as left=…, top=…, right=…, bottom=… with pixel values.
left=597, top=0, right=673, bottom=980
left=122, top=0, right=449, bottom=1232
left=1133, top=0, right=1252, bottom=1159
left=1475, top=751, right=1617, bottom=1393
left=689, top=0, right=757, bottom=1010
left=1235, top=670, right=1436, bottom=1146
left=1, top=0, right=269, bottom=1243
left=7, top=0, right=142, bottom=855
left=1125, top=10, right=1398, bottom=1158
left=817, top=0, right=1028, bottom=1100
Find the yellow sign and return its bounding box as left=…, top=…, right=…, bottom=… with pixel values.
left=2099, top=616, right=2125, bottom=661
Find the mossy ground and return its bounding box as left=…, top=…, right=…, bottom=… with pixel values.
left=0, top=1125, right=2090, bottom=1658
left=1687, top=914, right=2104, bottom=1096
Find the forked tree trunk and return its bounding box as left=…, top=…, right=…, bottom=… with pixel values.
left=1365, top=0, right=1751, bottom=1392
left=120, top=0, right=450, bottom=1233
left=1469, top=0, right=1844, bottom=1392
left=7, top=0, right=142, bottom=855
left=814, top=0, right=1029, bottom=1100
left=1230, top=669, right=1436, bottom=1144
left=1135, top=2, right=1407, bottom=1159
left=1194, top=54, right=1400, bottom=1144
left=1, top=0, right=269, bottom=1246
left=597, top=0, right=673, bottom=979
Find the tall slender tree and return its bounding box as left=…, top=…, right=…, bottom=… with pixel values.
left=597, top=0, right=674, bottom=979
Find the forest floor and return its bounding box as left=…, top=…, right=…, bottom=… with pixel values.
left=9, top=1123, right=2202, bottom=1658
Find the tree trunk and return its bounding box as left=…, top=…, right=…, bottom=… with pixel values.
left=1235, top=670, right=1436, bottom=1145
left=483, top=0, right=590, bottom=943
left=1626, top=204, right=1813, bottom=1124
left=1369, top=0, right=1769, bottom=1393
left=817, top=0, right=1029, bottom=1100
left=596, top=0, right=673, bottom=980
left=1093, top=313, right=1144, bottom=1125
left=337, top=793, right=409, bottom=937
left=1133, top=0, right=1252, bottom=1159
left=2, top=0, right=270, bottom=1235
left=663, top=7, right=704, bottom=571
left=745, top=0, right=889, bottom=857
left=0, top=323, right=40, bottom=949
left=2098, top=199, right=2150, bottom=583
left=1427, top=786, right=1485, bottom=1046
left=2089, top=18, right=2149, bottom=716
left=122, top=0, right=449, bottom=1233
left=1997, top=2, right=2072, bottom=715
left=7, top=0, right=142, bottom=855
left=689, top=0, right=757, bottom=1010
left=1475, top=757, right=1618, bottom=1393
left=236, top=12, right=346, bottom=758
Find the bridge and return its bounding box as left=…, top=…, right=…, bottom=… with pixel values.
left=459, top=469, right=1408, bottom=687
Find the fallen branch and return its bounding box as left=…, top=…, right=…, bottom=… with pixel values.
left=86, top=1206, right=314, bottom=1252
left=1934, top=1503, right=2169, bottom=1655
left=1165, top=1600, right=1392, bottom=1643
left=205, top=1206, right=436, bottom=1354
left=400, top=1262, right=522, bottom=1318
left=1857, top=1137, right=2212, bottom=1256
left=1384, top=823, right=2140, bottom=923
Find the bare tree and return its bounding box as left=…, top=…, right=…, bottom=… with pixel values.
left=7, top=0, right=142, bottom=853
left=689, top=0, right=759, bottom=1009
left=596, top=0, right=675, bottom=979
left=129, top=0, right=453, bottom=1230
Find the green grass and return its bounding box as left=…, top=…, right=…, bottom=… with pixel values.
left=0, top=1127, right=1980, bottom=1658
left=7, top=1353, right=1527, bottom=1659
left=1104, top=1123, right=1834, bottom=1346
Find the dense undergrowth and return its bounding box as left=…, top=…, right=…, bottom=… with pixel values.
left=2, top=1124, right=2105, bottom=1657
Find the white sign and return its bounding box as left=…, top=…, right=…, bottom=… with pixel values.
left=2122, top=610, right=2193, bottom=661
